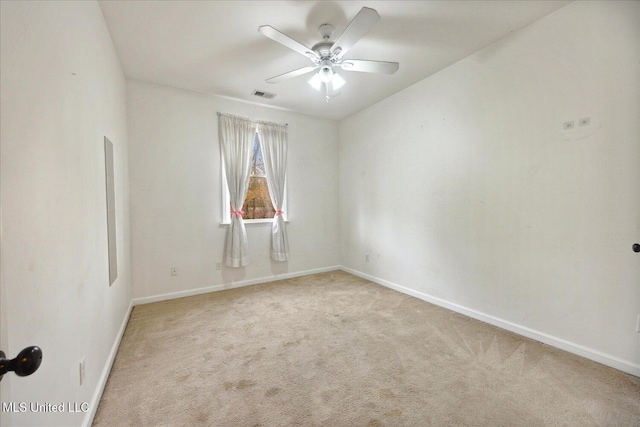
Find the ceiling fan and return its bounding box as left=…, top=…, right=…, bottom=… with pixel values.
left=259, top=7, right=399, bottom=101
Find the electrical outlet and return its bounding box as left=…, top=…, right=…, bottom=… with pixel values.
left=171, top=267, right=177, bottom=276
left=365, top=253, right=370, bottom=262
left=578, top=117, right=591, bottom=127
left=563, top=121, right=574, bottom=130
left=216, top=261, right=222, bottom=270
left=79, top=358, right=85, bottom=386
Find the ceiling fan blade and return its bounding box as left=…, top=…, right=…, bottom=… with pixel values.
left=340, top=59, right=399, bottom=74
left=259, top=25, right=319, bottom=60
left=330, top=7, right=380, bottom=59
left=266, top=66, right=318, bottom=83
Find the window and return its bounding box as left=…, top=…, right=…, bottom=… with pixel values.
left=221, top=131, right=287, bottom=224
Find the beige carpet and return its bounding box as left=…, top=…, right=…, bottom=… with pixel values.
left=94, top=271, right=640, bottom=426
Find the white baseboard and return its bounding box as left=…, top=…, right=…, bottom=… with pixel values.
left=132, top=265, right=341, bottom=306
left=340, top=266, right=640, bottom=378
left=82, top=300, right=134, bottom=427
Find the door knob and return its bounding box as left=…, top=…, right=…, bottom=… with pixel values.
left=0, top=346, right=42, bottom=381
left=634, top=243, right=640, bottom=253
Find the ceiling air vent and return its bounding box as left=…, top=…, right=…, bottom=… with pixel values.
left=252, top=90, right=276, bottom=99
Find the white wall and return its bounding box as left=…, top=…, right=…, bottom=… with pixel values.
left=339, top=1, right=639, bottom=375
left=1, top=4, right=637, bottom=426
left=127, top=80, right=339, bottom=302
left=0, top=1, right=132, bottom=426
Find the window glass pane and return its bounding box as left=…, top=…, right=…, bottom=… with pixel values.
left=243, top=176, right=275, bottom=219
left=251, top=134, right=265, bottom=177
left=241, top=135, right=275, bottom=219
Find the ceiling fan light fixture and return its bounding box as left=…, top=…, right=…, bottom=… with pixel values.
left=308, top=73, right=322, bottom=91
left=318, top=59, right=334, bottom=83
left=319, top=69, right=333, bottom=83
left=331, top=73, right=346, bottom=90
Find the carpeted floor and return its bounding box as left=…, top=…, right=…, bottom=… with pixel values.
left=93, top=271, right=640, bottom=426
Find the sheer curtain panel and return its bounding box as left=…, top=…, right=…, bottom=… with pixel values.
left=259, top=123, right=289, bottom=261
left=219, top=114, right=255, bottom=267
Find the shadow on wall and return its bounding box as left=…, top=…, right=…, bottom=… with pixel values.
left=221, top=231, right=246, bottom=283
left=219, top=228, right=290, bottom=282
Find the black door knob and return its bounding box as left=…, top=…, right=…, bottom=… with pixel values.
left=634, top=243, right=640, bottom=253
left=0, top=346, right=43, bottom=381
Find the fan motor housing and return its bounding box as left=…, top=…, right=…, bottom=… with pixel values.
left=311, top=41, right=334, bottom=59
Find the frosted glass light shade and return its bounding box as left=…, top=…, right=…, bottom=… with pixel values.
left=308, top=73, right=322, bottom=91
left=332, top=73, right=345, bottom=90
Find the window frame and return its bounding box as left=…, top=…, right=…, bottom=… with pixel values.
left=220, top=130, right=288, bottom=226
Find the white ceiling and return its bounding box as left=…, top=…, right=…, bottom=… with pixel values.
left=98, top=1, right=571, bottom=121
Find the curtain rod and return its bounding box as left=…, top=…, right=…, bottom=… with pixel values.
left=217, top=112, right=288, bottom=127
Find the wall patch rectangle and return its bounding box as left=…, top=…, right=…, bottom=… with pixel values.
left=104, top=137, right=118, bottom=286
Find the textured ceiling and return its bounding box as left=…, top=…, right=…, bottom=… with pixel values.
left=99, top=1, right=571, bottom=120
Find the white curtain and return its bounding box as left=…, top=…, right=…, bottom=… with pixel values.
left=219, top=114, right=255, bottom=267
left=259, top=123, right=289, bottom=261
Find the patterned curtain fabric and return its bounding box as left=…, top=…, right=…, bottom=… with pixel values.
left=219, top=114, right=255, bottom=267
left=258, top=123, right=289, bottom=261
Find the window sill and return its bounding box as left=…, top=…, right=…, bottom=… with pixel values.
left=219, top=218, right=290, bottom=228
